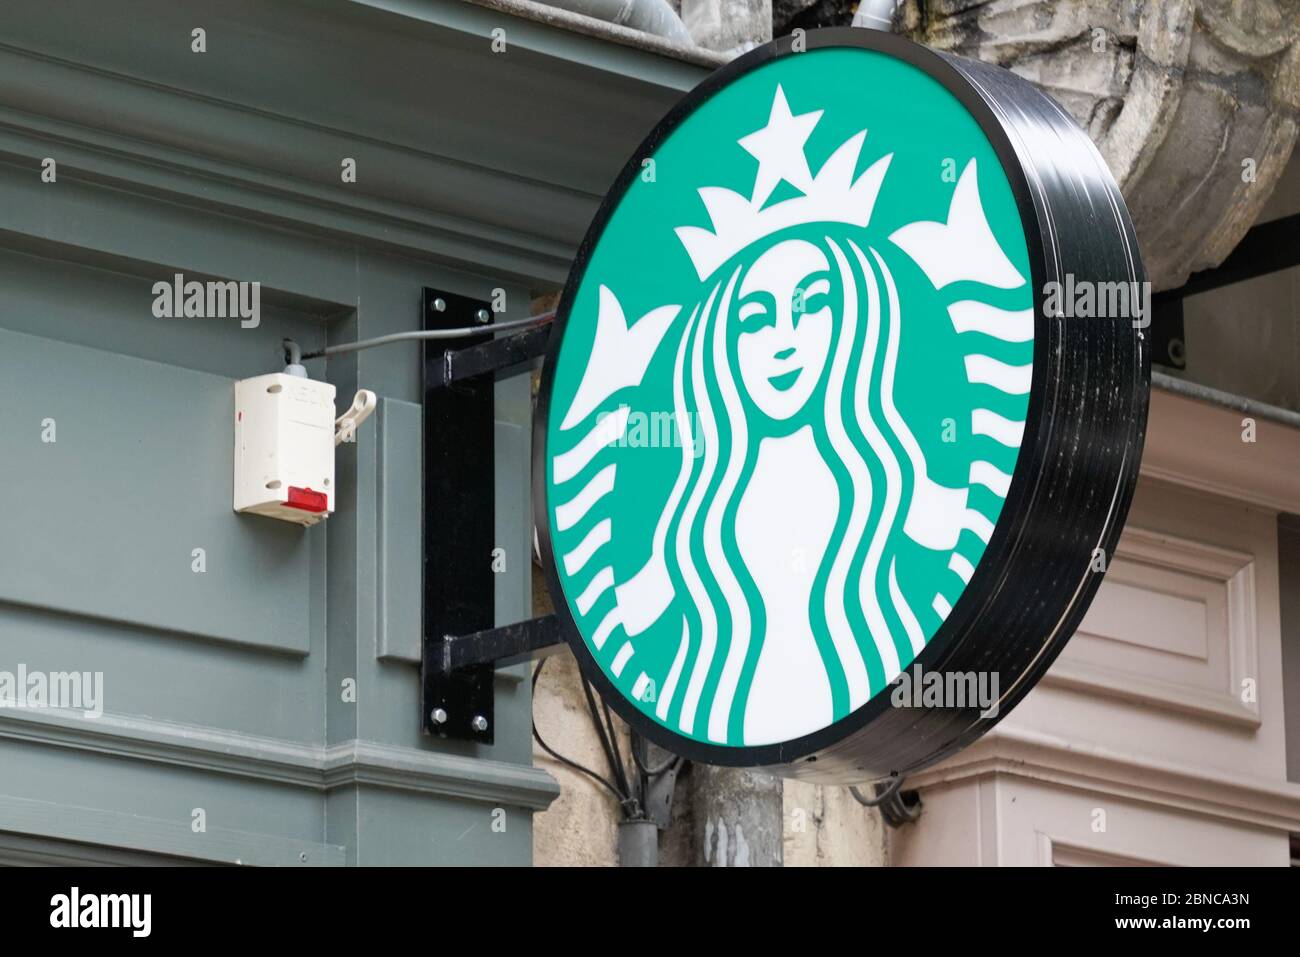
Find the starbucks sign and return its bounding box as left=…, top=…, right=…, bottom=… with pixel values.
left=535, top=28, right=1149, bottom=780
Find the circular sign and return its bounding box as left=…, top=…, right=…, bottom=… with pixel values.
left=536, top=28, right=1149, bottom=781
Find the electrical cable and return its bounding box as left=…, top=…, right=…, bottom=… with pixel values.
left=580, top=675, right=636, bottom=813
left=849, top=776, right=903, bottom=807
left=299, top=311, right=554, bottom=360
left=578, top=675, right=623, bottom=787
left=532, top=657, right=679, bottom=823
left=531, top=658, right=627, bottom=803
left=601, top=697, right=632, bottom=796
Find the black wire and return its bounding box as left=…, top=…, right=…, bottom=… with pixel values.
left=580, top=674, right=634, bottom=805
left=531, top=658, right=626, bottom=803
left=849, top=775, right=903, bottom=807
left=531, top=658, right=677, bottom=821
left=578, top=675, right=621, bottom=785
left=600, top=696, right=633, bottom=797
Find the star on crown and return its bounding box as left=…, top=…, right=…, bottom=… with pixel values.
left=674, top=85, right=893, bottom=280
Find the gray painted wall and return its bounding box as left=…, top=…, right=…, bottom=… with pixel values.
left=0, top=0, right=704, bottom=864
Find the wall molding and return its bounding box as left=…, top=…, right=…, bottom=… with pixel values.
left=1143, top=386, right=1300, bottom=515
left=1035, top=833, right=1173, bottom=868
left=0, top=704, right=560, bottom=812
left=907, top=724, right=1300, bottom=833
left=1043, top=526, right=1261, bottom=728
left=0, top=793, right=346, bottom=866
left=0, top=0, right=707, bottom=286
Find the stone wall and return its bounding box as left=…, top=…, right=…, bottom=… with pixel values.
left=681, top=0, right=773, bottom=52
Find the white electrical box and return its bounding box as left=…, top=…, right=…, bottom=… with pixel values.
left=234, top=373, right=336, bottom=526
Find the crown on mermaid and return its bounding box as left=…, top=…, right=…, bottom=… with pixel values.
left=674, top=85, right=892, bottom=280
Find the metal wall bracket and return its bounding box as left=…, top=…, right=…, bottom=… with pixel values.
left=431, top=615, right=564, bottom=674
left=635, top=737, right=682, bottom=829
left=1147, top=210, right=1300, bottom=374
left=1149, top=293, right=1187, bottom=371
left=420, top=287, right=557, bottom=743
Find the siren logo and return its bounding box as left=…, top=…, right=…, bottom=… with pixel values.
left=543, top=49, right=1034, bottom=749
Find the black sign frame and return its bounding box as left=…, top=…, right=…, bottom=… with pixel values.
left=534, top=27, right=1149, bottom=781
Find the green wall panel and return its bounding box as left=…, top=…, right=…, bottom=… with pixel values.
left=0, top=326, right=316, bottom=654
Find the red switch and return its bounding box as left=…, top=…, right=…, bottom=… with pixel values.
left=286, top=486, right=328, bottom=513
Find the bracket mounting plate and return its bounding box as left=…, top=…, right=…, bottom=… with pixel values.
left=419, top=289, right=560, bottom=743
left=421, top=287, right=497, bottom=743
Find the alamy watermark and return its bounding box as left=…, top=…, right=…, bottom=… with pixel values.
left=598, top=407, right=706, bottom=458
left=1042, top=274, right=1150, bottom=329
left=0, top=665, right=103, bottom=718
left=50, top=887, right=150, bottom=937
left=152, top=272, right=260, bottom=328
left=890, top=663, right=1000, bottom=719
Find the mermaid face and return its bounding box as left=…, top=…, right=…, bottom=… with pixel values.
left=735, top=239, right=834, bottom=421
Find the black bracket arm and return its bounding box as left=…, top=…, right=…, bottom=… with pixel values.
left=430, top=615, right=564, bottom=677
left=440, top=323, right=551, bottom=386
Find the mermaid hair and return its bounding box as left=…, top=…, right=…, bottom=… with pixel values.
left=650, top=230, right=927, bottom=745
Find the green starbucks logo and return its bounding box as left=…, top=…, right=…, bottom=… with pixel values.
left=541, top=45, right=1033, bottom=751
